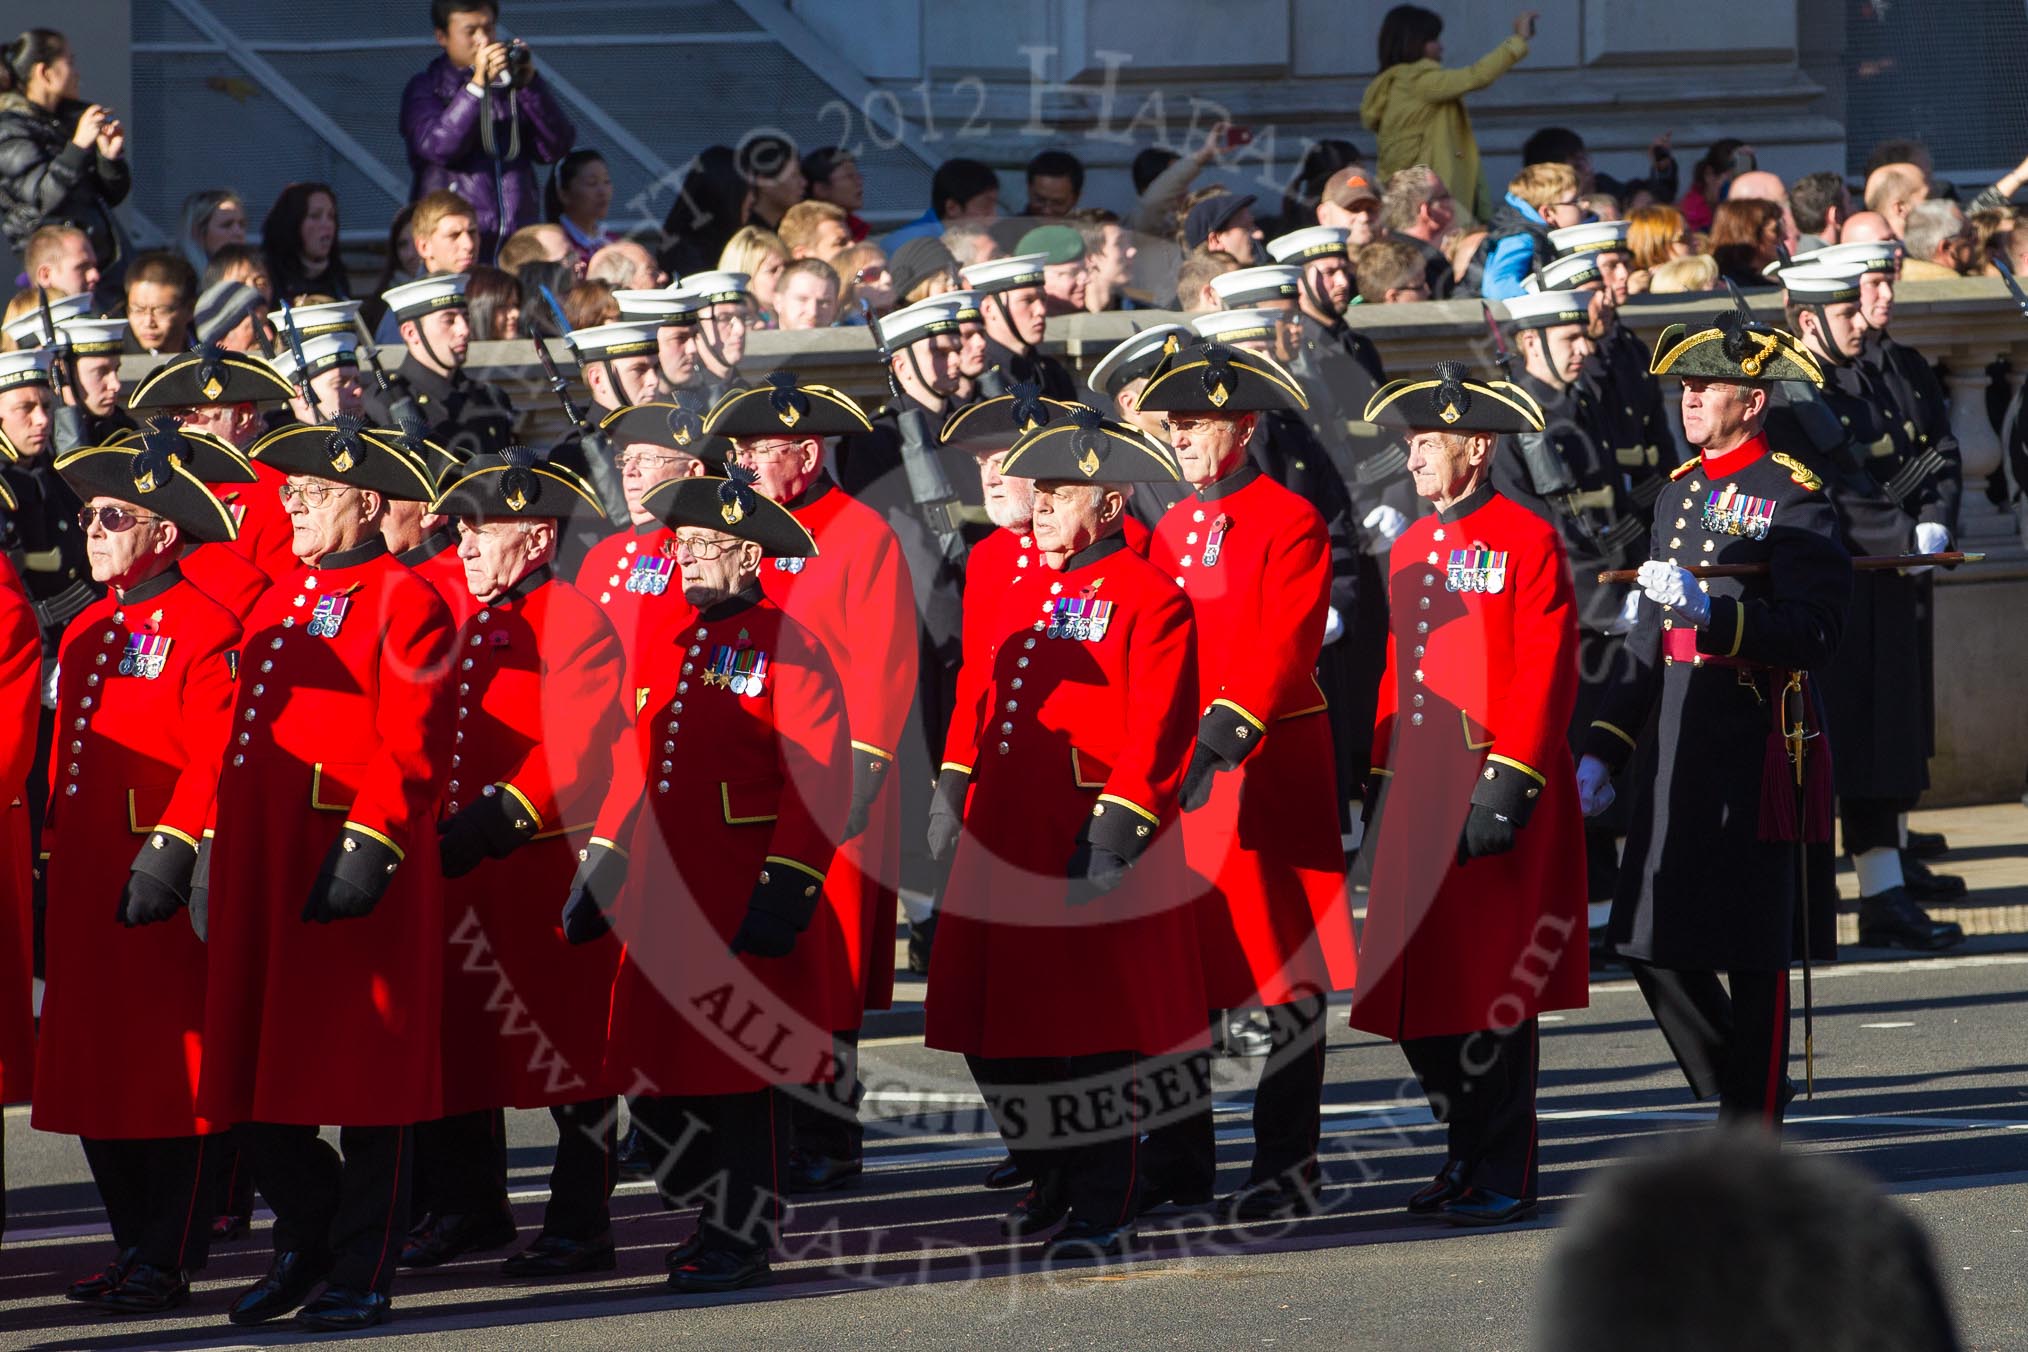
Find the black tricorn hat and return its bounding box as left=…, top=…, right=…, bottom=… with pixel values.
left=601, top=395, right=730, bottom=466
left=1649, top=283, right=1823, bottom=387
left=431, top=447, right=604, bottom=520
left=248, top=414, right=441, bottom=501
left=939, top=383, right=1076, bottom=452
left=359, top=418, right=464, bottom=490
left=1364, top=363, right=1545, bottom=434
left=639, top=469, right=818, bottom=558
left=1134, top=341, right=1308, bottom=414
left=702, top=371, right=873, bottom=439
left=1000, top=402, right=1181, bottom=484
left=125, top=343, right=296, bottom=410
left=108, top=418, right=259, bottom=485
left=55, top=444, right=239, bottom=543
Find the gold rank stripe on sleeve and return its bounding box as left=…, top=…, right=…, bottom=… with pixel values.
left=1209, top=697, right=1267, bottom=733
left=1095, top=792, right=1160, bottom=825
left=850, top=740, right=896, bottom=763
left=939, top=760, right=973, bottom=775
left=764, top=855, right=826, bottom=884
left=1722, top=603, right=1745, bottom=659
left=495, top=782, right=545, bottom=833
left=1484, top=753, right=1546, bottom=785
left=342, top=821, right=405, bottom=862
left=150, top=824, right=201, bottom=849
left=1591, top=719, right=1638, bottom=751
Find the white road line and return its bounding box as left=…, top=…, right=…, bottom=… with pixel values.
left=1863, top=1021, right=1918, bottom=1028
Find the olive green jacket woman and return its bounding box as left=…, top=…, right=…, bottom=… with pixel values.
left=1360, top=34, right=1528, bottom=226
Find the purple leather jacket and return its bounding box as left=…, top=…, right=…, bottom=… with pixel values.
left=400, top=55, right=576, bottom=242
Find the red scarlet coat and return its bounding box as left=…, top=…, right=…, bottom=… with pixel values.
left=926, top=537, right=1209, bottom=1059
left=599, top=594, right=852, bottom=1097
left=207, top=459, right=297, bottom=580
left=941, top=524, right=1049, bottom=772
left=0, top=558, right=37, bottom=1104
left=180, top=541, right=271, bottom=619
left=35, top=571, right=239, bottom=1137
left=763, top=479, right=916, bottom=1017
left=439, top=569, right=625, bottom=1113
left=1353, top=486, right=1588, bottom=1041
left=574, top=525, right=684, bottom=663
left=1150, top=467, right=1355, bottom=1008
left=402, top=530, right=482, bottom=627
left=199, top=541, right=455, bottom=1126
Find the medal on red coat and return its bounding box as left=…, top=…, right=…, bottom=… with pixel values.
left=1445, top=548, right=1509, bottom=594
left=627, top=554, right=674, bottom=595
left=117, top=633, right=172, bottom=678
left=1087, top=599, right=1114, bottom=640
left=307, top=593, right=350, bottom=637
left=223, top=496, right=247, bottom=531
left=1201, top=513, right=1231, bottom=567
left=773, top=557, right=806, bottom=574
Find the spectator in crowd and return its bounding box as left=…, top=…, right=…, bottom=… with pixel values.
left=359, top=202, right=420, bottom=332
left=192, top=276, right=265, bottom=353
left=499, top=221, right=573, bottom=277
left=545, top=147, right=614, bottom=267
left=943, top=219, right=1000, bottom=267
left=885, top=155, right=999, bottom=249
left=1791, top=169, right=1851, bottom=252
left=1645, top=251, right=1717, bottom=295
left=174, top=188, right=245, bottom=274
left=516, top=258, right=574, bottom=335
left=718, top=225, right=788, bottom=327
left=372, top=189, right=480, bottom=341
left=1901, top=200, right=1976, bottom=280
left=1277, top=138, right=1364, bottom=236
left=22, top=221, right=96, bottom=299
left=1317, top=166, right=1384, bottom=245
left=1708, top=198, right=1783, bottom=288
left=1971, top=207, right=2014, bottom=277
left=1174, top=247, right=1239, bottom=312
left=1678, top=137, right=1749, bottom=233
left=260, top=180, right=349, bottom=303
left=833, top=242, right=892, bottom=319
left=1127, top=123, right=1233, bottom=246
left=1354, top=237, right=1431, bottom=304
left=1996, top=207, right=2028, bottom=278
left=737, top=132, right=805, bottom=232
left=1581, top=192, right=1620, bottom=221
left=0, top=28, right=128, bottom=280
left=1534, top=1133, right=1962, bottom=1352
left=1378, top=165, right=1456, bottom=303
left=1523, top=125, right=1678, bottom=210
left=122, top=250, right=195, bottom=355
left=1966, top=146, right=2028, bottom=216
left=204, top=244, right=272, bottom=303
left=1183, top=192, right=1262, bottom=263
left=1023, top=149, right=1084, bottom=218
left=1727, top=169, right=1800, bottom=255
left=1071, top=207, right=1141, bottom=311
left=1867, top=136, right=1934, bottom=179
left=803, top=145, right=868, bottom=242
left=886, top=235, right=957, bottom=307
left=774, top=257, right=839, bottom=331
left=585, top=238, right=665, bottom=290
left=779, top=200, right=853, bottom=264
left=1626, top=203, right=1690, bottom=273
left=1361, top=5, right=1535, bottom=225
left=562, top=277, right=618, bottom=328
left=1018, top=224, right=1088, bottom=316
left=401, top=0, right=575, bottom=251
left=660, top=144, right=746, bottom=278
left=1478, top=160, right=1581, bottom=299
left=463, top=262, right=520, bottom=338
left=1865, top=161, right=1930, bottom=239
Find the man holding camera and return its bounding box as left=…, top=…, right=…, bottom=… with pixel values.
left=402, top=1, right=575, bottom=254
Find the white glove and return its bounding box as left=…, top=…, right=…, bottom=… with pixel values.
left=1605, top=588, right=1642, bottom=636
left=1322, top=605, right=1344, bottom=645
left=1576, top=754, right=1616, bottom=818
left=41, top=658, right=58, bottom=711
left=1362, top=504, right=1408, bottom=546
left=1914, top=521, right=1950, bottom=554
left=1636, top=559, right=1709, bottom=626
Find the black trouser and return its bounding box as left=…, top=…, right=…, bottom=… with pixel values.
left=80, top=1134, right=226, bottom=1271
left=1842, top=795, right=1915, bottom=858
left=785, top=1030, right=864, bottom=1163
left=636, top=1090, right=783, bottom=1256
left=1141, top=999, right=1328, bottom=1195
left=241, top=1122, right=413, bottom=1294
left=214, top=1130, right=256, bottom=1222
left=414, top=1100, right=617, bottom=1240
left=1628, top=962, right=1791, bottom=1125
left=1399, top=1018, right=1541, bottom=1200
left=967, top=1051, right=1142, bottom=1229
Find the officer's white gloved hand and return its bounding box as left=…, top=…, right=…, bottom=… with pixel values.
left=1322, top=605, right=1344, bottom=645
left=1637, top=559, right=1709, bottom=626
left=1914, top=521, right=1951, bottom=554
left=1362, top=504, right=1408, bottom=546
left=1605, top=588, right=1642, bottom=635
left=1576, top=754, right=1616, bottom=818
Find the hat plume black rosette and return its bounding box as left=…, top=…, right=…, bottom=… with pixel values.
left=766, top=370, right=811, bottom=426
left=718, top=463, right=760, bottom=525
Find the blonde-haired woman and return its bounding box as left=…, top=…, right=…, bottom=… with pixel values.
left=717, top=225, right=789, bottom=329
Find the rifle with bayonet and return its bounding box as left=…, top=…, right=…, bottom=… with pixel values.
left=351, top=315, right=434, bottom=461
left=277, top=298, right=326, bottom=422
left=41, top=287, right=88, bottom=453
left=863, top=298, right=966, bottom=567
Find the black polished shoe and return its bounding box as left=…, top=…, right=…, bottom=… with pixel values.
left=666, top=1244, right=771, bottom=1294
left=783, top=1148, right=863, bottom=1194
left=1225, top=1169, right=1321, bottom=1222
left=1042, top=1217, right=1135, bottom=1260
left=295, top=1285, right=392, bottom=1331
left=1001, top=1180, right=1070, bottom=1237
left=664, top=1231, right=706, bottom=1271
left=1857, top=887, right=1966, bottom=951
left=210, top=1211, right=251, bottom=1243
left=1405, top=1160, right=1469, bottom=1215
left=1904, top=829, right=1948, bottom=860
left=66, top=1247, right=137, bottom=1302
left=1134, top=1173, right=1216, bottom=1218
left=1441, top=1187, right=1538, bottom=1227
left=501, top=1231, right=617, bottom=1278
left=100, top=1263, right=190, bottom=1314
left=982, top=1155, right=1030, bottom=1190
left=399, top=1207, right=518, bottom=1267
left=1900, top=855, right=1968, bottom=901
left=227, top=1249, right=329, bottom=1326
left=615, top=1123, right=656, bottom=1179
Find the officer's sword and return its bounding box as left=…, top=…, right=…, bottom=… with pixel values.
left=1596, top=552, right=1984, bottom=583
left=1779, top=669, right=1816, bottom=1098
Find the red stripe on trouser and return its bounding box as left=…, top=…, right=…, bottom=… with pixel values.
left=365, top=1130, right=406, bottom=1292
left=1763, top=974, right=1790, bottom=1126
left=1115, top=1059, right=1141, bottom=1227
left=172, top=1136, right=210, bottom=1269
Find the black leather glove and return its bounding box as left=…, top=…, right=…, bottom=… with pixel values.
left=122, top=831, right=197, bottom=927
left=925, top=766, right=968, bottom=863
left=303, top=829, right=400, bottom=923
left=729, top=907, right=799, bottom=958
left=438, top=789, right=537, bottom=879
left=843, top=753, right=889, bottom=843
left=1064, top=841, right=1130, bottom=907
left=1456, top=802, right=1518, bottom=865
left=561, top=842, right=628, bottom=945
left=727, top=861, right=823, bottom=958
left=1177, top=742, right=1227, bottom=813
left=188, top=836, right=212, bottom=942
